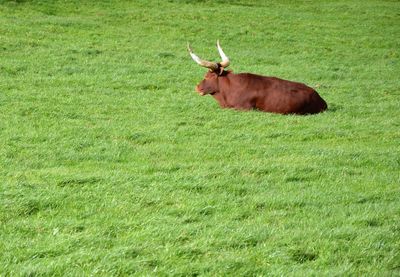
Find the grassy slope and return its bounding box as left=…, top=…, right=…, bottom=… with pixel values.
left=1, top=0, right=399, bottom=275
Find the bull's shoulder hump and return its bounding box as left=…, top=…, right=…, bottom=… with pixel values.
left=234, top=72, right=274, bottom=80
left=237, top=72, right=281, bottom=80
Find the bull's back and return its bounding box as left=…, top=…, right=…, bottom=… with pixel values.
left=239, top=74, right=327, bottom=114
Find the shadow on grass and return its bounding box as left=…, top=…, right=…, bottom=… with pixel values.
left=326, top=103, right=342, bottom=113
left=290, top=249, right=319, bottom=263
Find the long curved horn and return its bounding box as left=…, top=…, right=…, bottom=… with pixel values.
left=217, top=40, right=230, bottom=68
left=187, top=43, right=219, bottom=71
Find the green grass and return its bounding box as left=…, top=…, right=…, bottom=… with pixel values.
left=1, top=0, right=399, bottom=275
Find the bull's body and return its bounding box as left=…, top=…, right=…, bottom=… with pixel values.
left=188, top=41, right=327, bottom=115
left=203, top=71, right=327, bottom=114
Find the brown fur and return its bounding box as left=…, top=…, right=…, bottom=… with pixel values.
left=195, top=70, right=327, bottom=115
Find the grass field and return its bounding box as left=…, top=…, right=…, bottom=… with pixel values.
left=1, top=0, right=399, bottom=275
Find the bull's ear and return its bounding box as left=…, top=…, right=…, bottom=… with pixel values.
left=218, top=67, right=224, bottom=76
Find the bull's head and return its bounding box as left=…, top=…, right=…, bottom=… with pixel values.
left=188, top=40, right=230, bottom=95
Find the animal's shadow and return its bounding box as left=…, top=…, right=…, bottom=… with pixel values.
left=326, top=103, right=342, bottom=113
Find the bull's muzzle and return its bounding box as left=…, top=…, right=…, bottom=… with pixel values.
left=195, top=85, right=206, bottom=96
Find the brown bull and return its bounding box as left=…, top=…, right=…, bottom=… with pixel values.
left=188, top=41, right=327, bottom=115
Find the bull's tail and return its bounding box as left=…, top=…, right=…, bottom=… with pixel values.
left=303, top=91, right=328, bottom=114
left=320, top=97, right=328, bottom=112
